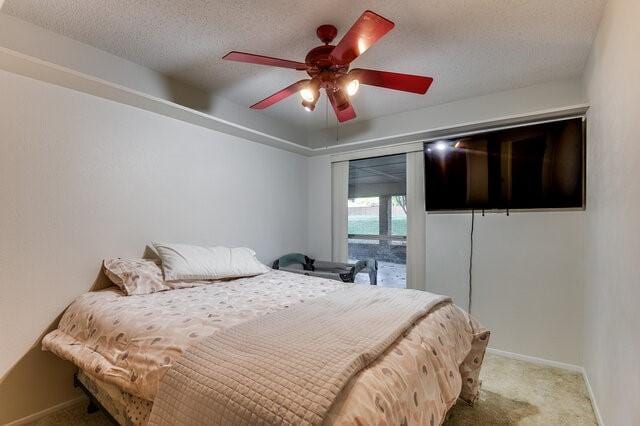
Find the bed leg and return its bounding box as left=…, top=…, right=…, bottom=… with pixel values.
left=87, top=399, right=100, bottom=414
left=74, top=374, right=99, bottom=413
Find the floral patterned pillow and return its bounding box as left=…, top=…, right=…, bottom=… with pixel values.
left=103, top=258, right=170, bottom=296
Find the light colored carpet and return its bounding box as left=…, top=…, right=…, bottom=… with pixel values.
left=28, top=353, right=597, bottom=425
left=444, top=353, right=597, bottom=425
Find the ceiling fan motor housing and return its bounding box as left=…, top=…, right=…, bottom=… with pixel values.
left=305, top=45, right=349, bottom=76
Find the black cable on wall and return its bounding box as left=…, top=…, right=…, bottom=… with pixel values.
left=468, top=209, right=475, bottom=314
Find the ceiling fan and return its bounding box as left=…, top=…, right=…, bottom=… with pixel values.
left=222, top=10, right=433, bottom=123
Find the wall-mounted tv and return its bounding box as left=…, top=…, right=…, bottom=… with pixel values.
left=424, top=118, right=585, bottom=211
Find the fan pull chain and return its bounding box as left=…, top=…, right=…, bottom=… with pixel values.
left=324, top=95, right=329, bottom=149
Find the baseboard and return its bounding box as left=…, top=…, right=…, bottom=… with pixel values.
left=5, top=396, right=86, bottom=425
left=487, top=347, right=603, bottom=425
left=581, top=368, right=604, bottom=426
left=486, top=347, right=583, bottom=372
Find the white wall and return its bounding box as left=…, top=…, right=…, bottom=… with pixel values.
left=582, top=0, right=640, bottom=424
left=0, top=69, right=308, bottom=422
left=307, top=155, right=333, bottom=260
left=426, top=212, right=584, bottom=365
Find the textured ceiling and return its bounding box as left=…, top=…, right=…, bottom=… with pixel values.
left=2, top=0, right=606, bottom=130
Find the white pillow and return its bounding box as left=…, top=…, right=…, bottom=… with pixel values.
left=153, top=243, right=269, bottom=282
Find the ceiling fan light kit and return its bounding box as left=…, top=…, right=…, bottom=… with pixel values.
left=302, top=98, right=317, bottom=112
left=222, top=10, right=433, bottom=123
left=300, top=78, right=321, bottom=103
left=345, top=78, right=360, bottom=96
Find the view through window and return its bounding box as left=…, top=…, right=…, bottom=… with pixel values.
left=348, top=154, right=407, bottom=288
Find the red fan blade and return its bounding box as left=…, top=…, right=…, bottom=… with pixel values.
left=327, top=90, right=357, bottom=122
left=351, top=68, right=433, bottom=94
left=250, top=80, right=309, bottom=109
left=223, top=51, right=307, bottom=70
left=329, top=10, right=394, bottom=66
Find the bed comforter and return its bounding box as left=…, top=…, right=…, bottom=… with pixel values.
left=43, top=270, right=489, bottom=425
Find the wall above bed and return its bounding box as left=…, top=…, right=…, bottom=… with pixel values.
left=0, top=68, right=309, bottom=424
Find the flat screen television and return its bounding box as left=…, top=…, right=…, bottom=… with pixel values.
left=424, top=118, right=585, bottom=211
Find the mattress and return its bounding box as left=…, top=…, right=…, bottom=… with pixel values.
left=44, top=270, right=489, bottom=424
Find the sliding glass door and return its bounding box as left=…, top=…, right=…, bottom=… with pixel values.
left=348, top=154, right=407, bottom=288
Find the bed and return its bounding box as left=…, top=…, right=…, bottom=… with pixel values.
left=43, top=270, right=489, bottom=425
